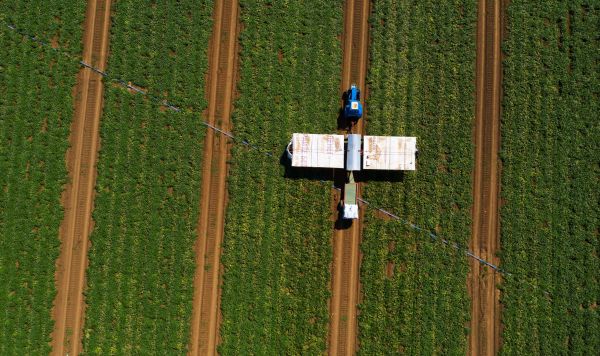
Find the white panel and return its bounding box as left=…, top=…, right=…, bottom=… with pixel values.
left=291, top=133, right=345, bottom=168
left=363, top=136, right=417, bottom=170
left=343, top=204, right=359, bottom=219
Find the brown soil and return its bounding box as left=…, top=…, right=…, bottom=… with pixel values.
left=328, top=0, right=370, bottom=355
left=50, top=0, right=112, bottom=355
left=468, top=0, right=503, bottom=355
left=188, top=0, right=239, bottom=355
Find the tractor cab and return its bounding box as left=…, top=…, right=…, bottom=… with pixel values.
left=343, top=85, right=363, bottom=121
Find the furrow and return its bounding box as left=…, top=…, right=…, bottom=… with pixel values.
left=51, top=1, right=112, bottom=355
left=189, top=0, right=239, bottom=354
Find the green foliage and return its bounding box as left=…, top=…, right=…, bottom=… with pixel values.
left=0, top=2, right=85, bottom=354
left=219, top=1, right=343, bottom=354
left=500, top=1, right=599, bottom=354
left=82, top=1, right=213, bottom=354
left=358, top=1, right=476, bottom=354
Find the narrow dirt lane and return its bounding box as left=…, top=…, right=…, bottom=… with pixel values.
left=328, top=0, right=369, bottom=355
left=188, top=0, right=239, bottom=354
left=51, top=0, right=112, bottom=355
left=469, top=0, right=503, bottom=355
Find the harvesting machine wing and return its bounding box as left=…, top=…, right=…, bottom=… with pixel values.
left=290, top=133, right=345, bottom=169
left=363, top=136, right=418, bottom=171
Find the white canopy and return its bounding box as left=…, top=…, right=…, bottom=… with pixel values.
left=291, top=133, right=345, bottom=169
left=363, top=136, right=417, bottom=171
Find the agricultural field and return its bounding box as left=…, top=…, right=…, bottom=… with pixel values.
left=0, top=1, right=85, bottom=353
left=358, top=0, right=476, bottom=354
left=218, top=0, right=343, bottom=354
left=500, top=1, right=599, bottom=354
left=81, top=1, right=213, bottom=354
left=0, top=0, right=598, bottom=355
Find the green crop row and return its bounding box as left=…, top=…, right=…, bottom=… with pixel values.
left=0, top=1, right=85, bottom=354
left=82, top=1, right=213, bottom=354
left=500, top=1, right=599, bottom=354
left=218, top=1, right=343, bottom=354
left=358, top=1, right=476, bottom=354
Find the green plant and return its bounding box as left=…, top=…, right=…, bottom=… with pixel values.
left=82, top=1, right=213, bottom=354
left=219, top=1, right=343, bottom=354
left=358, top=1, right=476, bottom=354
left=500, top=1, right=599, bottom=354
left=0, top=1, right=85, bottom=353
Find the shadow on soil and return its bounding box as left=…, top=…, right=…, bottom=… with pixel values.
left=279, top=150, right=334, bottom=182
left=355, top=170, right=405, bottom=183
left=337, top=91, right=350, bottom=131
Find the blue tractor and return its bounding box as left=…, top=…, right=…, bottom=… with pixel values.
left=343, top=84, right=363, bottom=122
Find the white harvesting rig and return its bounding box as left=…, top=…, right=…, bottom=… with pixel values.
left=286, top=86, right=418, bottom=220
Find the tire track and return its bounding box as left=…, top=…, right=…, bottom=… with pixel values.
left=469, top=0, right=503, bottom=355
left=188, top=0, right=239, bottom=354
left=328, top=0, right=369, bottom=354
left=51, top=1, right=112, bottom=355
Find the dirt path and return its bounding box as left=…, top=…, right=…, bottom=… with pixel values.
left=188, top=0, right=239, bottom=354
left=328, top=0, right=370, bottom=355
left=51, top=0, right=112, bottom=355
left=469, top=0, right=503, bottom=355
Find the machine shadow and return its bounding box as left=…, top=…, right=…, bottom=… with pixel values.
left=337, top=91, right=350, bottom=130
left=279, top=150, right=333, bottom=182
left=354, top=170, right=405, bottom=183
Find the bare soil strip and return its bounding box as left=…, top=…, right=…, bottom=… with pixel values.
left=469, top=0, right=503, bottom=354
left=51, top=0, right=112, bottom=355
left=328, top=0, right=370, bottom=355
left=188, top=0, right=239, bottom=354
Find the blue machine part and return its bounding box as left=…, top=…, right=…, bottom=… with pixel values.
left=346, top=134, right=361, bottom=171
left=344, top=85, right=363, bottom=121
